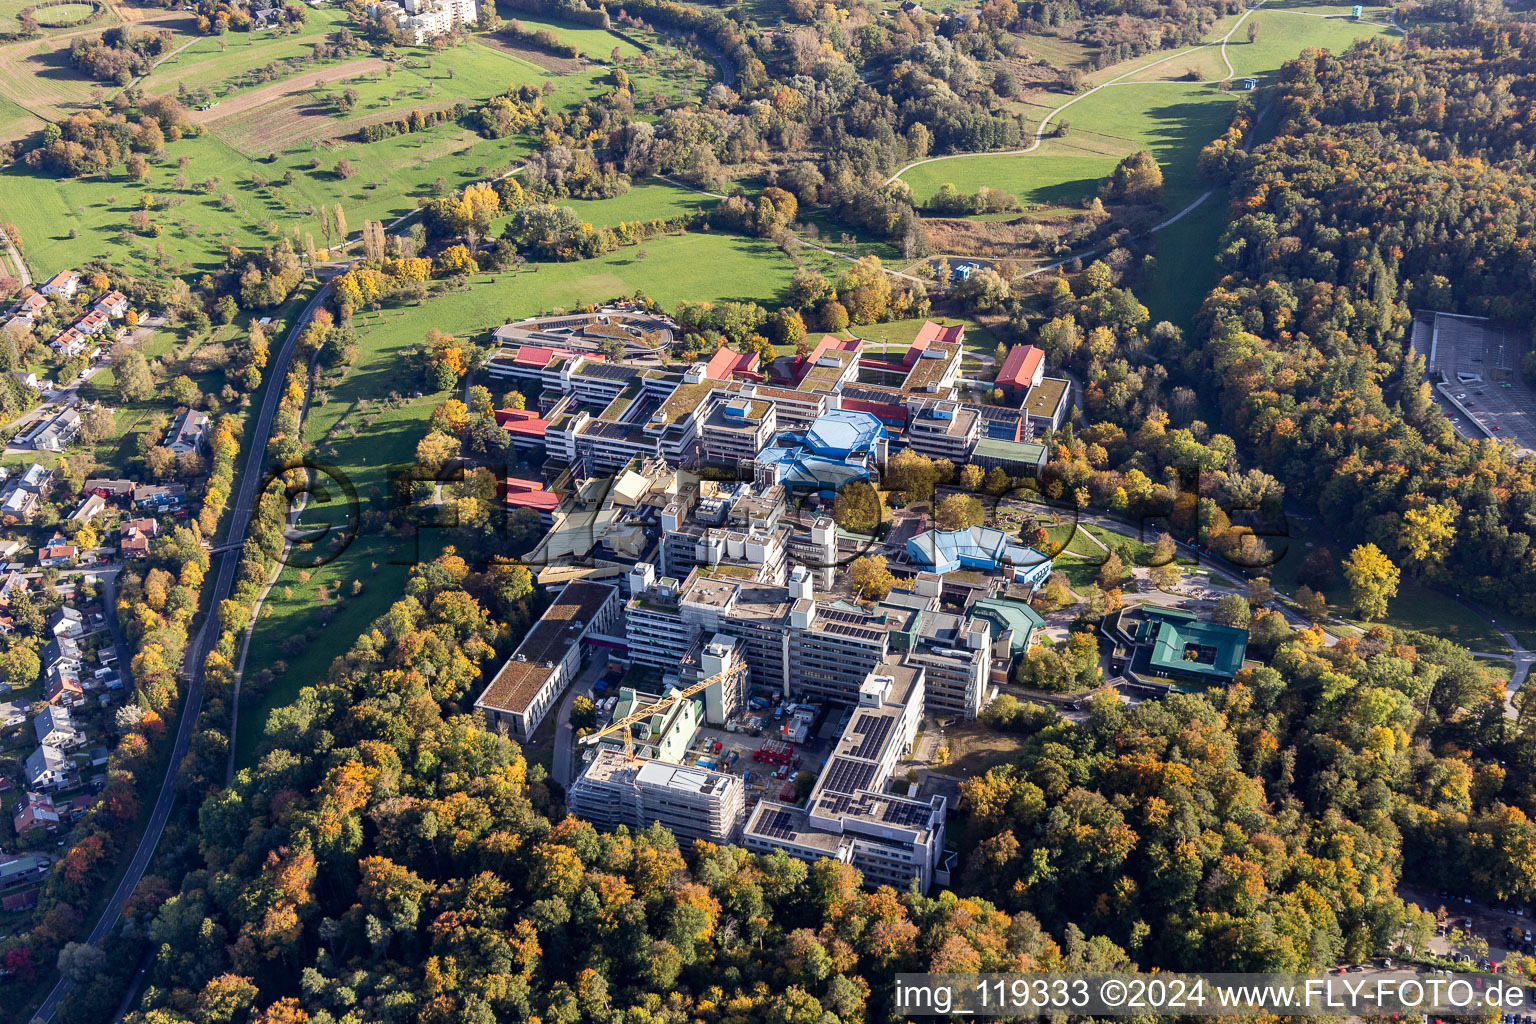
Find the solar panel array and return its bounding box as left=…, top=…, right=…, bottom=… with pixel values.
left=579, top=363, right=642, bottom=381
left=847, top=712, right=894, bottom=760
left=755, top=807, right=800, bottom=841
left=817, top=608, right=886, bottom=644
left=822, top=756, right=878, bottom=796
left=878, top=798, right=934, bottom=828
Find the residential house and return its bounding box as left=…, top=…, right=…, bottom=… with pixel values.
left=44, top=635, right=83, bottom=681
left=3, top=890, right=40, bottom=912
left=33, top=705, right=80, bottom=749
left=44, top=672, right=83, bottom=708
left=38, top=534, right=78, bottom=568
left=93, top=291, right=128, bottom=318
left=49, top=607, right=86, bottom=640
left=0, top=540, right=20, bottom=562
left=0, top=853, right=48, bottom=892
left=25, top=744, right=69, bottom=788
left=16, top=293, right=47, bottom=321
left=11, top=792, right=60, bottom=835
left=31, top=406, right=81, bottom=452
left=164, top=409, right=209, bottom=455
left=10, top=371, right=38, bottom=391
left=84, top=478, right=136, bottom=504
left=40, top=270, right=79, bottom=299
left=69, top=493, right=105, bottom=523
left=0, top=699, right=28, bottom=726
left=0, top=570, right=28, bottom=609
left=0, top=486, right=38, bottom=525
left=0, top=465, right=52, bottom=525
left=77, top=309, right=109, bottom=336
left=133, top=483, right=185, bottom=509
left=63, top=791, right=98, bottom=820
left=120, top=517, right=157, bottom=558
left=50, top=327, right=86, bottom=357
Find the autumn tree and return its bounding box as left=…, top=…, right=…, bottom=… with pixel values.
left=1342, top=543, right=1400, bottom=621
left=935, top=493, right=984, bottom=532
left=832, top=481, right=884, bottom=535
left=848, top=554, right=895, bottom=601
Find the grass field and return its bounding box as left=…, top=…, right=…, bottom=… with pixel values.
left=901, top=82, right=1235, bottom=214
left=899, top=3, right=1393, bottom=222
left=545, top=178, right=718, bottom=229
left=1, top=37, right=614, bottom=279
left=144, top=9, right=349, bottom=97
left=0, top=0, right=106, bottom=35
left=1141, top=184, right=1227, bottom=330
left=0, top=21, right=701, bottom=280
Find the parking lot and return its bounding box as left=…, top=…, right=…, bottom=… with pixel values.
left=1413, top=311, right=1536, bottom=452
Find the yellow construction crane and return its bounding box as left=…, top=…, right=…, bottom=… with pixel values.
left=580, top=662, right=748, bottom=762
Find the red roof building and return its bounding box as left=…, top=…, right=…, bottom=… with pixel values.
left=703, top=345, right=760, bottom=381
left=996, top=343, right=1044, bottom=397
left=908, top=321, right=966, bottom=365
left=511, top=345, right=562, bottom=369
left=504, top=478, right=561, bottom=519
left=495, top=407, right=551, bottom=443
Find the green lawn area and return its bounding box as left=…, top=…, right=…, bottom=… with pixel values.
left=500, top=12, right=646, bottom=60
left=0, top=0, right=109, bottom=36
left=144, top=9, right=350, bottom=98
left=1141, top=186, right=1228, bottom=332
left=1233, top=4, right=1394, bottom=81
left=904, top=83, right=1238, bottom=214
left=544, top=178, right=718, bottom=228
left=900, top=5, right=1393, bottom=225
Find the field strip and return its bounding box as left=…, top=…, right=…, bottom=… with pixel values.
left=190, top=56, right=387, bottom=125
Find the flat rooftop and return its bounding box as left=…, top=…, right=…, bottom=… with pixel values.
left=745, top=801, right=847, bottom=853
left=1023, top=377, right=1070, bottom=419
left=681, top=574, right=739, bottom=610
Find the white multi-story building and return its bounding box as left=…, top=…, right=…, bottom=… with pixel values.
left=568, top=750, right=746, bottom=845
left=742, top=661, right=949, bottom=891
left=367, top=0, right=476, bottom=43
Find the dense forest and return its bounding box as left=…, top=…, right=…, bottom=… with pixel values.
left=1193, top=23, right=1536, bottom=614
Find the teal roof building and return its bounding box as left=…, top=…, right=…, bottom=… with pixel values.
left=1129, top=607, right=1248, bottom=684
left=969, top=596, right=1046, bottom=658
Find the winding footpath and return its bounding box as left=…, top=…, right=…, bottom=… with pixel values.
left=30, top=272, right=337, bottom=1024
left=882, top=1, right=1267, bottom=188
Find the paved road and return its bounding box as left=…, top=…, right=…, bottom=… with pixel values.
left=0, top=227, right=29, bottom=289
left=551, top=652, right=610, bottom=789
left=29, top=275, right=334, bottom=1023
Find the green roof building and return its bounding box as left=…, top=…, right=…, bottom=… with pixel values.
left=969, top=596, right=1046, bottom=658
left=1128, top=607, right=1248, bottom=684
